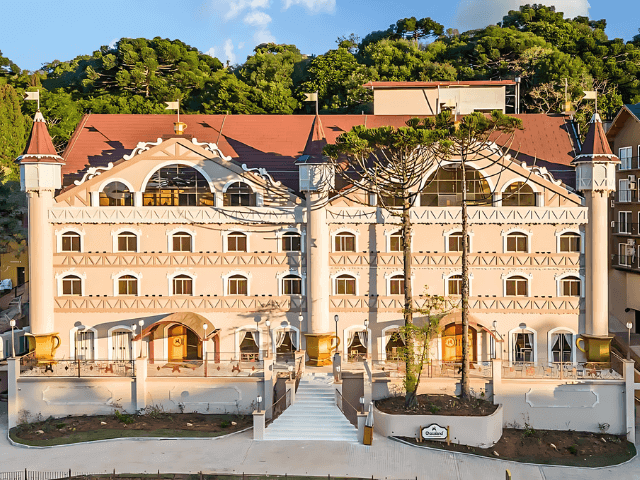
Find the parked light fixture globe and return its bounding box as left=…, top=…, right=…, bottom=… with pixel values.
left=9, top=319, right=16, bottom=358
left=334, top=315, right=339, bottom=323
left=138, top=320, right=144, bottom=327
left=627, top=322, right=633, bottom=330
left=265, top=320, right=270, bottom=328
left=364, top=319, right=369, bottom=328
left=627, top=322, right=634, bottom=360
left=9, top=319, right=15, bottom=327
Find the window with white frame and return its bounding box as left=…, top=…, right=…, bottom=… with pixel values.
left=550, top=331, right=573, bottom=363
left=447, top=274, right=462, bottom=295
left=111, top=329, right=132, bottom=361
left=560, top=276, right=581, bottom=297
left=513, top=331, right=534, bottom=362
left=61, top=232, right=81, bottom=252
left=559, top=232, right=581, bottom=253
left=118, top=275, right=138, bottom=295
left=172, top=231, right=193, bottom=252
left=447, top=233, right=470, bottom=253
left=619, top=243, right=635, bottom=267
left=76, top=329, right=95, bottom=360
left=505, top=275, right=528, bottom=296
left=335, top=274, right=357, bottom=295
left=100, top=181, right=133, bottom=207
left=506, top=232, right=528, bottom=253
left=228, top=275, right=248, bottom=295
left=281, top=232, right=301, bottom=252
left=172, top=274, right=193, bottom=295
left=389, top=274, right=404, bottom=295
left=619, top=211, right=633, bottom=234
left=62, top=275, right=82, bottom=295
left=282, top=274, right=302, bottom=295
left=334, top=232, right=356, bottom=252
left=227, top=232, right=248, bottom=252
left=389, top=230, right=403, bottom=252
left=117, top=232, right=138, bottom=252
left=223, top=182, right=256, bottom=206
left=501, top=182, right=536, bottom=206
left=619, top=178, right=632, bottom=202
left=620, top=146, right=633, bottom=171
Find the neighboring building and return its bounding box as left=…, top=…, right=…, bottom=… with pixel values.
left=0, top=244, right=28, bottom=293
left=16, top=109, right=590, bottom=369
left=607, top=103, right=640, bottom=335
left=363, top=80, right=520, bottom=116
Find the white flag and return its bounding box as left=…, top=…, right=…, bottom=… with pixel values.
left=165, top=101, right=179, bottom=110
left=304, top=92, right=317, bottom=102
left=582, top=91, right=597, bottom=100
left=24, top=91, right=39, bottom=101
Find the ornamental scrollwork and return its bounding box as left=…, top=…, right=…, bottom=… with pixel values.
left=122, top=138, right=163, bottom=161
left=73, top=163, right=114, bottom=186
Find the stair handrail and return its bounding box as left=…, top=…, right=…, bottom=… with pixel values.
left=270, top=387, right=292, bottom=423
left=334, top=389, right=360, bottom=427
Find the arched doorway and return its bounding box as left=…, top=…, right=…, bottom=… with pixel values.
left=441, top=324, right=477, bottom=362
left=168, top=324, right=202, bottom=362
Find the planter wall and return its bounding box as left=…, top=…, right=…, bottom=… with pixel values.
left=373, top=403, right=503, bottom=448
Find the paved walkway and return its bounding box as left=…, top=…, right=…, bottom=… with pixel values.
left=0, top=401, right=638, bottom=479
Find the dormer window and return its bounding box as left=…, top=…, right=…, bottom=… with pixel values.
left=143, top=165, right=213, bottom=206
left=223, top=182, right=256, bottom=206
left=100, top=182, right=133, bottom=206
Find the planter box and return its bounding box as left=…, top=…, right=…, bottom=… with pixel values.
left=373, top=403, right=503, bottom=448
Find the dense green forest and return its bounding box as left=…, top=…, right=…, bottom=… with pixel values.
left=1, top=4, right=639, bottom=180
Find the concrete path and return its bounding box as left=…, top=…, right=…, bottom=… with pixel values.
left=0, top=402, right=638, bottom=479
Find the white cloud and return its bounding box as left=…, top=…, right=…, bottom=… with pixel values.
left=455, top=0, right=590, bottom=32
left=254, top=28, right=277, bottom=44
left=108, top=38, right=120, bottom=50
left=219, top=0, right=271, bottom=20
left=244, top=11, right=272, bottom=26
left=282, top=0, right=335, bottom=14
left=224, top=39, right=236, bottom=64
left=205, top=47, right=216, bottom=57
left=238, top=42, right=245, bottom=49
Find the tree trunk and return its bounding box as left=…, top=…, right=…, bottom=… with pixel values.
left=402, top=202, right=417, bottom=408
left=460, top=162, right=471, bottom=400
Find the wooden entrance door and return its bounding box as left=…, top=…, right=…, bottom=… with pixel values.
left=442, top=324, right=477, bottom=362
left=169, top=325, right=187, bottom=362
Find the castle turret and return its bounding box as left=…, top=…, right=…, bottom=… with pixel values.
left=18, top=111, right=64, bottom=338
left=573, top=113, right=619, bottom=360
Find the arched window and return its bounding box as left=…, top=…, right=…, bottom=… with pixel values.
left=420, top=167, right=491, bottom=207
left=385, top=331, right=405, bottom=361
left=447, top=233, right=470, bottom=253
left=506, top=232, right=528, bottom=253
left=447, top=275, right=462, bottom=295
left=228, top=275, right=248, bottom=295
left=117, top=232, right=138, bottom=252
left=227, top=232, right=248, bottom=252
left=560, top=276, right=581, bottom=297
left=61, top=232, right=81, bottom=252
left=389, top=231, right=403, bottom=252
left=100, top=182, right=133, bottom=206
left=143, top=165, right=213, bottom=206
left=513, top=330, right=534, bottom=362
left=281, top=232, right=301, bottom=252
left=223, top=182, right=256, bottom=206
left=559, top=233, right=581, bottom=253
left=172, top=231, right=193, bottom=252
left=335, top=274, right=357, bottom=295
left=172, top=275, right=193, bottom=295
left=502, top=182, right=536, bottom=207
left=282, top=274, right=302, bottom=295
left=551, top=332, right=573, bottom=363
left=389, top=274, right=404, bottom=295
left=505, top=276, right=528, bottom=296
left=118, top=275, right=138, bottom=295
left=62, top=275, right=82, bottom=296
left=377, top=189, right=405, bottom=208
left=334, top=232, right=356, bottom=252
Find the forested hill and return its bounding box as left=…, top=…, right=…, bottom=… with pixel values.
left=1, top=4, right=640, bottom=177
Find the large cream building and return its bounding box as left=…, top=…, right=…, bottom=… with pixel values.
left=18, top=103, right=599, bottom=370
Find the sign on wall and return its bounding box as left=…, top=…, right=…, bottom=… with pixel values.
left=420, top=423, right=448, bottom=441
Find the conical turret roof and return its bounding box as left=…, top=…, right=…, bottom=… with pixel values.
left=298, top=115, right=328, bottom=162
left=17, top=111, right=65, bottom=164
left=572, top=112, right=620, bottom=164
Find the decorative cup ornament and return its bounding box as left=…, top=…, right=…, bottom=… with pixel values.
left=174, top=122, right=187, bottom=135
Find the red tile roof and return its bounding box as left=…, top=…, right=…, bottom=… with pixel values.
left=61, top=113, right=576, bottom=191
left=574, top=113, right=620, bottom=164
left=363, top=80, right=516, bottom=89
left=19, top=111, right=64, bottom=164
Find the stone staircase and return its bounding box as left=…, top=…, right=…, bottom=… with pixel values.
left=263, top=372, right=358, bottom=441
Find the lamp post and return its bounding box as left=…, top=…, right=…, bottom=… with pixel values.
left=138, top=320, right=144, bottom=358
left=257, top=395, right=263, bottom=412
left=334, top=315, right=339, bottom=354
left=627, top=322, right=634, bottom=360
left=9, top=319, right=16, bottom=358
left=75, top=325, right=86, bottom=378
left=298, top=313, right=304, bottom=353
left=203, top=323, right=209, bottom=377
left=364, top=319, right=369, bottom=360
left=131, top=324, right=137, bottom=359
left=265, top=320, right=271, bottom=359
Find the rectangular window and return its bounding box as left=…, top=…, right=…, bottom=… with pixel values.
left=62, top=278, right=82, bottom=295
left=561, top=278, right=580, bottom=296
left=228, top=235, right=247, bottom=252
left=282, top=234, right=301, bottom=252
left=559, top=234, right=580, bottom=253
left=229, top=278, right=248, bottom=295
left=448, top=277, right=462, bottom=295
left=172, top=235, right=192, bottom=252
left=173, top=278, right=193, bottom=295
left=619, top=211, right=633, bottom=234
left=117, top=235, right=137, bottom=252
left=620, top=147, right=633, bottom=171
left=61, top=234, right=81, bottom=252
left=335, top=234, right=355, bottom=252
left=513, top=333, right=533, bottom=362
left=619, top=179, right=632, bottom=202
left=619, top=243, right=634, bottom=267
left=506, top=278, right=528, bottom=296
left=118, top=278, right=138, bottom=295
left=283, top=277, right=301, bottom=295
left=390, top=277, right=404, bottom=295
left=389, top=235, right=403, bottom=252
left=336, top=278, right=356, bottom=295
left=506, top=234, right=528, bottom=253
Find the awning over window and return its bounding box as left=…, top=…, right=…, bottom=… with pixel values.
left=133, top=312, right=217, bottom=341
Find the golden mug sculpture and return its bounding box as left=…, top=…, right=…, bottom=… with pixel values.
left=304, top=333, right=340, bottom=366
left=26, top=333, right=61, bottom=362
left=173, top=121, right=187, bottom=135
left=576, top=334, right=613, bottom=363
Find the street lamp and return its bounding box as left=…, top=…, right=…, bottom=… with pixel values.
left=9, top=319, right=16, bottom=358
left=131, top=324, right=137, bottom=359
left=138, top=320, right=144, bottom=358
left=627, top=322, right=634, bottom=360
left=364, top=319, right=369, bottom=359
left=334, top=315, right=339, bottom=353
left=203, top=323, right=209, bottom=377
left=257, top=395, right=263, bottom=412
left=265, top=320, right=271, bottom=358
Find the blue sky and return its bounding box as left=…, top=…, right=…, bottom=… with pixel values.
left=0, top=0, right=637, bottom=71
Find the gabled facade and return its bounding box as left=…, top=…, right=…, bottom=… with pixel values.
left=19, top=111, right=591, bottom=369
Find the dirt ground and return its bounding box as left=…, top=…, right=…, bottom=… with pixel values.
left=376, top=394, right=498, bottom=417
left=399, top=428, right=636, bottom=467
left=11, top=412, right=252, bottom=443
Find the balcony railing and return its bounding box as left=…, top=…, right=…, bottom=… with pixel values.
left=502, top=361, right=622, bottom=380
left=612, top=254, right=640, bottom=270
left=147, top=355, right=263, bottom=377
left=612, top=221, right=638, bottom=235
left=19, top=355, right=135, bottom=377
left=617, top=155, right=640, bottom=171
